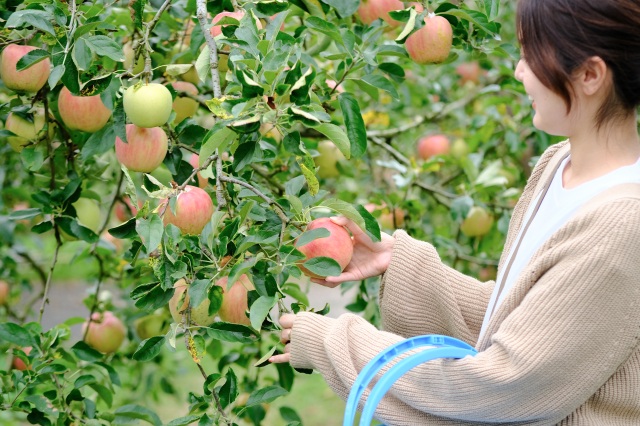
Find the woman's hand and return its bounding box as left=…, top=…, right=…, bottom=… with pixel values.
left=312, top=216, right=396, bottom=288
left=269, top=313, right=296, bottom=364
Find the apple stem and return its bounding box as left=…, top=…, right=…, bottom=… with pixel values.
left=37, top=238, right=61, bottom=324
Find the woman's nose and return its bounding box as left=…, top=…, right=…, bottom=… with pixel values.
left=514, top=59, right=524, bottom=82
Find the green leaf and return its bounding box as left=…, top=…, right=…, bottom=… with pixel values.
left=302, top=256, right=342, bottom=277
left=320, top=0, right=359, bottom=18
left=114, top=404, right=162, bottom=426
left=84, top=35, right=125, bottom=62
left=136, top=215, right=164, bottom=252
left=108, top=218, right=137, bottom=239
left=246, top=385, right=288, bottom=407
left=296, top=155, right=319, bottom=196
left=16, top=49, right=49, bottom=71
left=130, top=0, right=148, bottom=30
left=9, top=208, right=40, bottom=220
left=440, top=8, right=498, bottom=35
left=295, top=227, right=330, bottom=248
left=48, top=64, right=65, bottom=89
left=314, top=123, right=351, bottom=159
left=218, top=368, right=238, bottom=408
left=280, top=282, right=309, bottom=305
left=81, top=125, right=115, bottom=160
left=249, top=295, right=277, bottom=331
left=305, top=16, right=343, bottom=46
left=256, top=0, right=290, bottom=15
left=90, top=383, right=113, bottom=407
left=356, top=204, right=381, bottom=243
left=74, top=374, right=97, bottom=389
left=130, top=282, right=175, bottom=312
left=71, top=341, right=104, bottom=362
left=200, top=127, right=237, bottom=163
left=72, top=38, right=92, bottom=71
left=0, top=322, right=35, bottom=347
left=484, top=0, right=499, bottom=20
left=338, top=92, right=367, bottom=159
left=188, top=279, right=212, bottom=312
left=320, top=198, right=366, bottom=231
left=167, top=416, right=202, bottom=426
left=206, top=322, right=259, bottom=343
left=357, top=74, right=399, bottom=101
left=132, top=336, right=165, bottom=362
left=254, top=345, right=278, bottom=367
left=6, top=10, right=56, bottom=36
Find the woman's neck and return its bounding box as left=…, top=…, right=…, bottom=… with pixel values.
left=563, top=114, right=640, bottom=189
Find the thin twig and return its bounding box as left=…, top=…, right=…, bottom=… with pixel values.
left=38, top=237, right=61, bottom=324
left=219, top=175, right=289, bottom=224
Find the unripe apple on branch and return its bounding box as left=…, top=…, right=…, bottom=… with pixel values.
left=82, top=311, right=126, bottom=354
left=169, top=279, right=217, bottom=326
left=162, top=185, right=214, bottom=235
left=123, top=83, right=173, bottom=128
left=5, top=110, right=45, bottom=152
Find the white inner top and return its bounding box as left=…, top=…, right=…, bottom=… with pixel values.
left=479, top=155, right=640, bottom=340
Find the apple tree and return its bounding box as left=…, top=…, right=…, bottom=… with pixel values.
left=0, top=0, right=541, bottom=424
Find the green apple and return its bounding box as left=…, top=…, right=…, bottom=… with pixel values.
left=5, top=111, right=45, bottom=152
left=315, top=140, right=345, bottom=178
left=74, top=198, right=102, bottom=233
left=123, top=83, right=173, bottom=128
left=460, top=206, right=493, bottom=237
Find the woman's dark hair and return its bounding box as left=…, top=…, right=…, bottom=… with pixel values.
left=516, top=0, right=640, bottom=127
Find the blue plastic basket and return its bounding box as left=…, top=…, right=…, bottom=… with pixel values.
left=343, top=335, right=478, bottom=426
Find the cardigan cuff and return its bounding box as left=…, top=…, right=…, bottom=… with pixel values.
left=289, top=311, right=337, bottom=370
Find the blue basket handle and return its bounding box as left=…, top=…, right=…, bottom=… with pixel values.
left=343, top=335, right=477, bottom=426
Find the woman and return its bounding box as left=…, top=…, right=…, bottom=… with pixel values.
left=270, top=0, right=640, bottom=424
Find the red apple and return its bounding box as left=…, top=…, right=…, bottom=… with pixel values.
left=460, top=206, right=493, bottom=237
left=171, top=81, right=199, bottom=124
left=357, top=0, right=404, bottom=26
left=297, top=217, right=354, bottom=278
left=114, top=196, right=140, bottom=222
left=188, top=154, right=208, bottom=188
left=214, top=274, right=254, bottom=325
left=455, top=61, right=482, bottom=84
left=82, top=311, right=126, bottom=354
left=169, top=279, right=217, bottom=326
left=123, top=83, right=173, bottom=128
left=0, top=280, right=8, bottom=305
left=115, top=124, right=168, bottom=173
left=0, top=44, right=50, bottom=93
left=405, top=14, right=453, bottom=64
left=210, top=10, right=247, bottom=38
left=162, top=185, right=214, bottom=235
left=417, top=134, right=450, bottom=160
left=5, top=110, right=45, bottom=152
left=58, top=86, right=111, bottom=132
left=12, top=346, right=32, bottom=371
left=325, top=79, right=344, bottom=93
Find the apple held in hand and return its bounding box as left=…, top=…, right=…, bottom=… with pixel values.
left=405, top=14, right=453, bottom=64
left=162, top=185, right=214, bottom=235
left=82, top=311, right=126, bottom=354
left=171, top=81, right=199, bottom=125
left=417, top=134, right=450, bottom=160
left=460, top=206, right=494, bottom=237
left=5, top=110, right=45, bottom=152
left=0, top=44, right=50, bottom=93
left=297, top=217, right=354, bottom=278
left=169, top=279, right=217, bottom=326
left=123, top=83, right=173, bottom=128
left=0, top=280, right=8, bottom=305
left=215, top=274, right=254, bottom=325
left=115, top=124, right=168, bottom=173
left=357, top=0, right=404, bottom=26
left=58, top=86, right=111, bottom=132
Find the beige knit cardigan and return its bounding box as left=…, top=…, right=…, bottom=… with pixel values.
left=289, top=140, right=640, bottom=425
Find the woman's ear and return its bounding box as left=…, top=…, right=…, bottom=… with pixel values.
left=576, top=56, right=610, bottom=96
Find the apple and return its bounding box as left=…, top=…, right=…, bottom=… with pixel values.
left=115, top=124, right=168, bottom=173
left=5, top=111, right=45, bottom=152
left=0, top=280, right=8, bottom=305
left=0, top=44, right=50, bottom=93
left=188, top=154, right=208, bottom=188
left=357, top=0, right=404, bottom=26
left=450, top=138, right=469, bottom=159
left=297, top=217, right=354, bottom=278
left=405, top=14, right=453, bottom=64
left=455, top=61, right=482, bottom=84
left=12, top=346, right=32, bottom=371
left=73, top=198, right=102, bottom=233
left=169, top=279, right=217, bottom=326
left=214, top=274, right=254, bottom=325
left=171, top=81, right=199, bottom=124
left=417, top=134, right=450, bottom=160
left=82, top=311, right=126, bottom=354
left=210, top=11, right=246, bottom=38
left=315, top=140, right=345, bottom=178
left=162, top=185, right=214, bottom=235
left=114, top=196, right=140, bottom=222
left=365, top=203, right=405, bottom=230
left=134, top=311, right=170, bottom=340
left=259, top=122, right=283, bottom=142
left=123, top=83, right=173, bottom=128
left=123, top=42, right=144, bottom=74
left=325, top=79, right=344, bottom=93
left=57, top=86, right=111, bottom=133
left=460, top=206, right=494, bottom=237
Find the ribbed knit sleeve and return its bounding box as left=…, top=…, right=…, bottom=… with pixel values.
left=378, top=231, right=494, bottom=345
left=288, top=198, right=640, bottom=425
